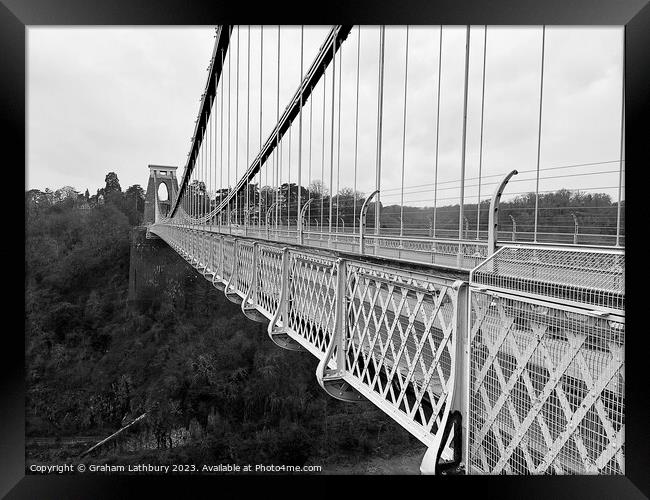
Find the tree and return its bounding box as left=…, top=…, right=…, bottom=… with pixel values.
left=125, top=185, right=145, bottom=207
left=332, top=187, right=365, bottom=226
left=104, top=172, right=124, bottom=207
left=104, top=172, right=122, bottom=195
left=124, top=185, right=146, bottom=226
left=26, top=189, right=52, bottom=215
left=54, top=186, right=79, bottom=204
left=308, top=180, right=328, bottom=198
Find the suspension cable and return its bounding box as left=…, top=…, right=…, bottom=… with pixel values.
left=321, top=64, right=326, bottom=232
left=308, top=84, right=313, bottom=228
left=227, top=39, right=232, bottom=231
left=329, top=40, right=336, bottom=238
left=210, top=91, right=213, bottom=227
left=476, top=25, right=487, bottom=240
left=353, top=25, right=361, bottom=234
left=246, top=25, right=250, bottom=229
left=235, top=26, right=240, bottom=225
left=259, top=26, right=264, bottom=231
left=458, top=25, right=470, bottom=248
left=433, top=26, right=442, bottom=239
left=275, top=25, right=280, bottom=229
left=220, top=49, right=224, bottom=227
left=615, top=27, right=625, bottom=246
left=335, top=40, right=342, bottom=234
left=533, top=25, right=546, bottom=243
left=375, top=26, right=386, bottom=236
left=287, top=112, right=292, bottom=227
left=297, top=26, right=304, bottom=232
left=399, top=26, right=409, bottom=239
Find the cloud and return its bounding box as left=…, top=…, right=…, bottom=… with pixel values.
left=28, top=25, right=624, bottom=209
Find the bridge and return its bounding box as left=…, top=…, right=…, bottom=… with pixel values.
left=144, top=25, right=625, bottom=474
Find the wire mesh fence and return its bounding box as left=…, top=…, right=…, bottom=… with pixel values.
left=467, top=245, right=624, bottom=474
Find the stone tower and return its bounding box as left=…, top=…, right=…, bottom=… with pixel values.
left=143, top=165, right=179, bottom=225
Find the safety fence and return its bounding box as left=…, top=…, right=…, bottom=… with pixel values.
left=150, top=223, right=625, bottom=475
left=467, top=245, right=625, bottom=474
left=158, top=222, right=490, bottom=270
left=151, top=223, right=464, bottom=472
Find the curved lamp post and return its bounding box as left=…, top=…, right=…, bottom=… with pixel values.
left=298, top=199, right=314, bottom=245
left=359, top=189, right=380, bottom=254
left=488, top=169, right=518, bottom=257
left=266, top=201, right=280, bottom=241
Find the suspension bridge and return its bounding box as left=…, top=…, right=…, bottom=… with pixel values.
left=143, top=25, right=625, bottom=474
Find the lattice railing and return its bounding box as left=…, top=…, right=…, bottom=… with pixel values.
left=149, top=223, right=465, bottom=471
left=171, top=223, right=490, bottom=271
left=342, top=261, right=461, bottom=447
left=222, top=239, right=235, bottom=283
left=149, top=225, right=625, bottom=476
left=236, top=241, right=255, bottom=297
left=255, top=245, right=283, bottom=317
left=287, top=252, right=338, bottom=354
left=467, top=245, right=625, bottom=475
left=209, top=234, right=223, bottom=279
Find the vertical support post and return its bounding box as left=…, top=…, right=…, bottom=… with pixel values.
left=315, top=257, right=362, bottom=402
left=335, top=258, right=347, bottom=373
left=219, top=234, right=225, bottom=280
left=266, top=247, right=303, bottom=351
left=454, top=280, right=469, bottom=471
left=209, top=233, right=215, bottom=275
left=226, top=238, right=239, bottom=296
left=488, top=170, right=518, bottom=256
left=421, top=280, right=467, bottom=475
left=280, top=247, right=289, bottom=327
left=242, top=242, right=259, bottom=315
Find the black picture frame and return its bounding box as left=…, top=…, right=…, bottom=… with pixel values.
left=5, top=0, right=648, bottom=497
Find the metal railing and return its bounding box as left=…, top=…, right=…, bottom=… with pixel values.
left=150, top=223, right=465, bottom=473
left=466, top=245, right=625, bottom=474
left=149, top=222, right=625, bottom=476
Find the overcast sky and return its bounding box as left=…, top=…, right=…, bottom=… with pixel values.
left=27, top=25, right=624, bottom=209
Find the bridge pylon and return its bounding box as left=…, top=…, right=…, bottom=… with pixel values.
left=144, top=165, right=179, bottom=225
